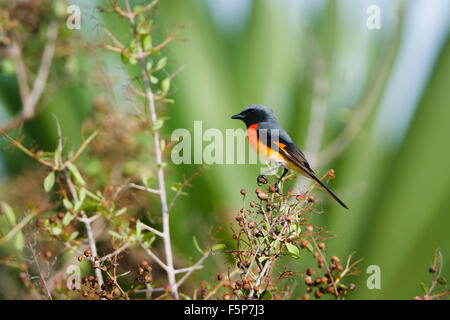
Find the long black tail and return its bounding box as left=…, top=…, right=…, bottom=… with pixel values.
left=305, top=171, right=349, bottom=210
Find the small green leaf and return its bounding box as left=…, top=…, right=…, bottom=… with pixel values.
left=1, top=59, right=15, bottom=75
left=150, top=75, right=159, bottom=84
left=1, top=202, right=16, bottom=226
left=143, top=232, right=156, bottom=247
left=437, top=277, right=447, bottom=285
left=212, top=243, right=226, bottom=252
left=179, top=293, right=192, bottom=300
left=420, top=282, right=429, bottom=293
left=146, top=60, right=153, bottom=71
left=43, top=171, right=55, bottom=192
left=306, top=242, right=314, bottom=253
left=192, top=236, right=203, bottom=254
left=155, top=57, right=167, bottom=71
left=115, top=207, right=127, bottom=217
left=79, top=188, right=86, bottom=205
left=285, top=242, right=300, bottom=258
left=62, top=213, right=75, bottom=226
left=117, top=270, right=131, bottom=278
left=141, top=34, right=152, bottom=51
left=152, top=119, right=164, bottom=131
left=136, top=219, right=142, bottom=238
left=261, top=290, right=272, bottom=300
left=14, top=232, right=24, bottom=251
left=66, top=162, right=86, bottom=186
left=63, top=198, right=73, bottom=210
left=108, top=230, right=123, bottom=239
left=161, top=78, right=171, bottom=94
left=133, top=5, right=143, bottom=14
left=69, top=231, right=79, bottom=241
left=52, top=227, right=63, bottom=236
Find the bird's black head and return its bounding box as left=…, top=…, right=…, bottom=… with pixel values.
left=231, top=104, right=275, bottom=127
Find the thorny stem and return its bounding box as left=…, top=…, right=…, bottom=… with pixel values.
left=123, top=0, right=178, bottom=299
left=66, top=175, right=104, bottom=289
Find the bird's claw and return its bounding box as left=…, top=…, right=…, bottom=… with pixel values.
left=257, top=175, right=268, bottom=186
left=274, top=184, right=280, bottom=194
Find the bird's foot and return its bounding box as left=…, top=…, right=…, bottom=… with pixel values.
left=274, top=183, right=281, bottom=194
left=257, top=175, right=268, bottom=186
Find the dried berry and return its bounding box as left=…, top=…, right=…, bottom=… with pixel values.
left=257, top=192, right=268, bottom=201
left=140, top=260, right=149, bottom=268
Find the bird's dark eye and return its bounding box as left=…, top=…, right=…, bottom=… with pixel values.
left=249, top=109, right=255, bottom=113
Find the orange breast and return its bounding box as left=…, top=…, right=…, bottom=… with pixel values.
left=246, top=124, right=287, bottom=163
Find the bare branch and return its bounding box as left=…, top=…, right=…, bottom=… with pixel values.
left=1, top=22, right=59, bottom=131
left=129, top=183, right=160, bottom=195
left=175, top=251, right=209, bottom=289
left=139, top=242, right=169, bottom=271
left=123, top=0, right=178, bottom=299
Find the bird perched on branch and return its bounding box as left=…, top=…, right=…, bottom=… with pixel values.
left=232, top=104, right=348, bottom=209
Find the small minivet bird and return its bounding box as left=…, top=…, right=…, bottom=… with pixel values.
left=232, top=104, right=348, bottom=209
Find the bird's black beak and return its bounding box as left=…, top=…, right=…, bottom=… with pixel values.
left=231, top=113, right=244, bottom=120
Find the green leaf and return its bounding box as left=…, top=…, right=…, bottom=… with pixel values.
left=179, top=293, right=192, bottom=300
left=52, top=227, right=62, bottom=236
left=133, top=5, right=143, bottom=14
left=43, top=171, right=55, bottom=192
left=155, top=57, right=167, bottom=71
left=306, top=242, right=314, bottom=253
left=1, top=202, right=16, bottom=226
left=420, top=282, right=428, bottom=294
left=63, top=198, right=73, bottom=210
left=108, top=230, right=123, bottom=239
left=146, top=60, right=153, bottom=71
left=212, top=243, right=226, bottom=252
left=143, top=232, right=156, bottom=247
left=115, top=207, right=127, bottom=217
left=66, top=162, right=86, bottom=186
left=437, top=277, right=447, bottom=285
left=192, top=236, right=203, bottom=254
left=136, top=219, right=142, bottom=238
left=79, top=188, right=86, bottom=205
left=69, top=231, right=79, bottom=241
left=14, top=232, right=24, bottom=251
left=152, top=119, right=164, bottom=131
left=62, top=213, right=75, bottom=226
left=161, top=78, right=171, bottom=94
left=261, top=290, right=272, bottom=300
left=117, top=271, right=131, bottom=278
left=1, top=58, right=15, bottom=75
left=285, top=242, right=300, bottom=258
left=150, top=75, right=159, bottom=84
left=141, top=34, right=152, bottom=51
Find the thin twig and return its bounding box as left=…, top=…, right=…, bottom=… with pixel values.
left=1, top=22, right=59, bottom=131
left=123, top=0, right=178, bottom=299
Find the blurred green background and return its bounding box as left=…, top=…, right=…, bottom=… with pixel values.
left=1, top=0, right=449, bottom=299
